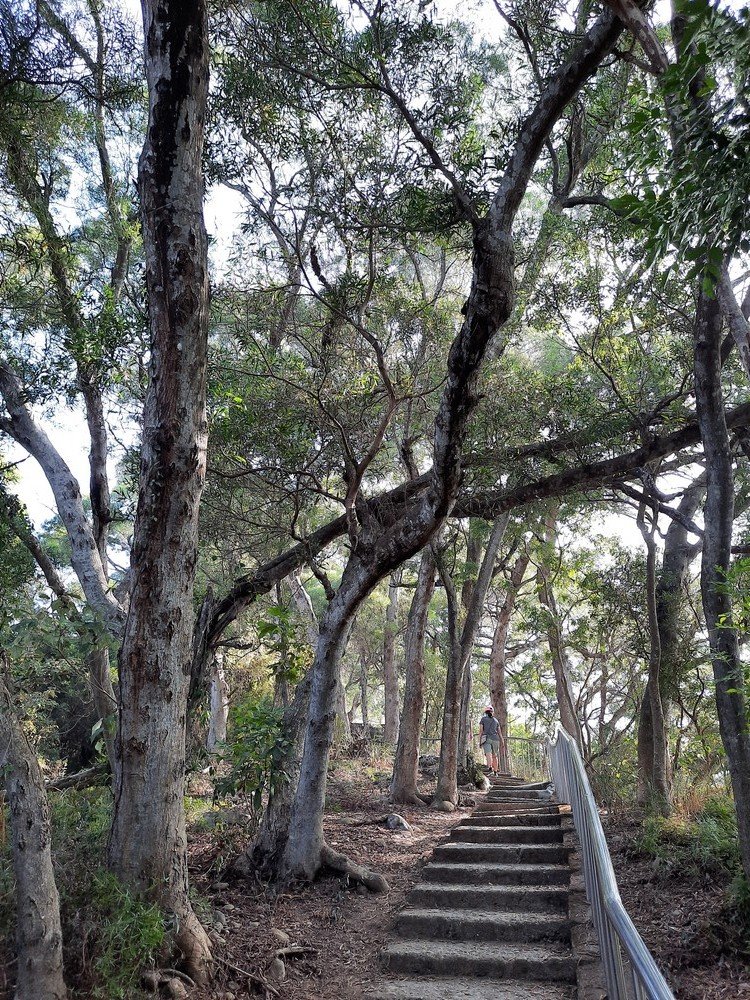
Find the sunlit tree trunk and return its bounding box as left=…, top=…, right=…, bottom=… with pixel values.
left=207, top=650, right=229, bottom=753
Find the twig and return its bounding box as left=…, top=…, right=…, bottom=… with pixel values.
left=216, top=956, right=280, bottom=998
left=274, top=946, right=318, bottom=959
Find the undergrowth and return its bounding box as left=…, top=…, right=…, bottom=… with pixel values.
left=2, top=788, right=169, bottom=998
left=637, top=794, right=739, bottom=876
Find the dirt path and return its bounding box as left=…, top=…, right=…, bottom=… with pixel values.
left=188, top=768, right=471, bottom=999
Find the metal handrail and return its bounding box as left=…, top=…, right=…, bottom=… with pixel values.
left=547, top=727, right=675, bottom=1000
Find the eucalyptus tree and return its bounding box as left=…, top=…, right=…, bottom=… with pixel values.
left=212, top=0, right=628, bottom=886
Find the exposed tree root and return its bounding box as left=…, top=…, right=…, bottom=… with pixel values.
left=390, top=790, right=430, bottom=807
left=321, top=843, right=389, bottom=892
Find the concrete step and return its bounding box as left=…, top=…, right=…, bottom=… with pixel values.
left=473, top=806, right=561, bottom=818
left=408, top=882, right=569, bottom=913
left=381, top=939, right=577, bottom=982
left=450, top=825, right=563, bottom=844
left=487, top=789, right=551, bottom=800
left=366, top=976, right=576, bottom=999
left=421, top=862, right=570, bottom=886
left=461, top=813, right=562, bottom=826
left=396, top=906, right=571, bottom=944
left=489, top=780, right=551, bottom=791
left=433, top=842, right=572, bottom=865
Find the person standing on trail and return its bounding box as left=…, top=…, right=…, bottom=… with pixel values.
left=478, top=705, right=501, bottom=775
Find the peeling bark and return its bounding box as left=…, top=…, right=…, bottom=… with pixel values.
left=107, top=0, right=212, bottom=982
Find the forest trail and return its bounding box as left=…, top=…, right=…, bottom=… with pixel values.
left=368, top=774, right=579, bottom=999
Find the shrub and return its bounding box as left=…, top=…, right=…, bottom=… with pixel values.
left=214, top=697, right=292, bottom=815
left=637, top=794, right=740, bottom=875
left=88, top=871, right=166, bottom=1000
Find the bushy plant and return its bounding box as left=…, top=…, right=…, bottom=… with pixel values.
left=214, top=697, right=292, bottom=814
left=637, top=794, right=740, bottom=875
left=89, top=871, right=166, bottom=1000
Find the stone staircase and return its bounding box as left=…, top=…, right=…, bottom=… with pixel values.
left=368, top=773, right=578, bottom=999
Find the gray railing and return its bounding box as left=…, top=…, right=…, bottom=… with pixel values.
left=547, top=727, right=675, bottom=1000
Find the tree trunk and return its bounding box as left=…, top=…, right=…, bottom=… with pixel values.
left=457, top=531, right=482, bottom=763
left=241, top=673, right=312, bottom=875
left=636, top=501, right=670, bottom=813
left=207, top=650, right=229, bottom=753
left=694, top=288, right=750, bottom=885
left=287, top=569, right=350, bottom=745
left=432, top=552, right=462, bottom=811
left=637, top=476, right=704, bottom=799
left=489, top=549, right=529, bottom=773
left=391, top=548, right=436, bottom=804
left=272, top=8, right=622, bottom=881
left=383, top=570, right=401, bottom=745
left=537, top=517, right=583, bottom=748
left=435, top=515, right=508, bottom=807
left=280, top=559, right=388, bottom=889
left=359, top=652, right=370, bottom=735
left=0, top=666, right=67, bottom=1000
left=88, top=647, right=117, bottom=771
left=107, top=0, right=212, bottom=981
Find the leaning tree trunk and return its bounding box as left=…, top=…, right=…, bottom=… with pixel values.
left=489, top=549, right=529, bottom=773
left=287, top=568, right=350, bottom=745
left=694, top=289, right=750, bottom=885
left=274, top=8, right=623, bottom=884
left=0, top=665, right=68, bottom=1000
left=280, top=559, right=389, bottom=889
left=392, top=548, right=436, bottom=804
left=107, top=0, right=212, bottom=981
left=383, top=569, right=401, bottom=745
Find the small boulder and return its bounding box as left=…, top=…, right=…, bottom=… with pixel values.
left=165, top=979, right=188, bottom=999
left=271, top=928, right=291, bottom=946
left=385, top=813, right=410, bottom=831
left=268, top=957, right=286, bottom=982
